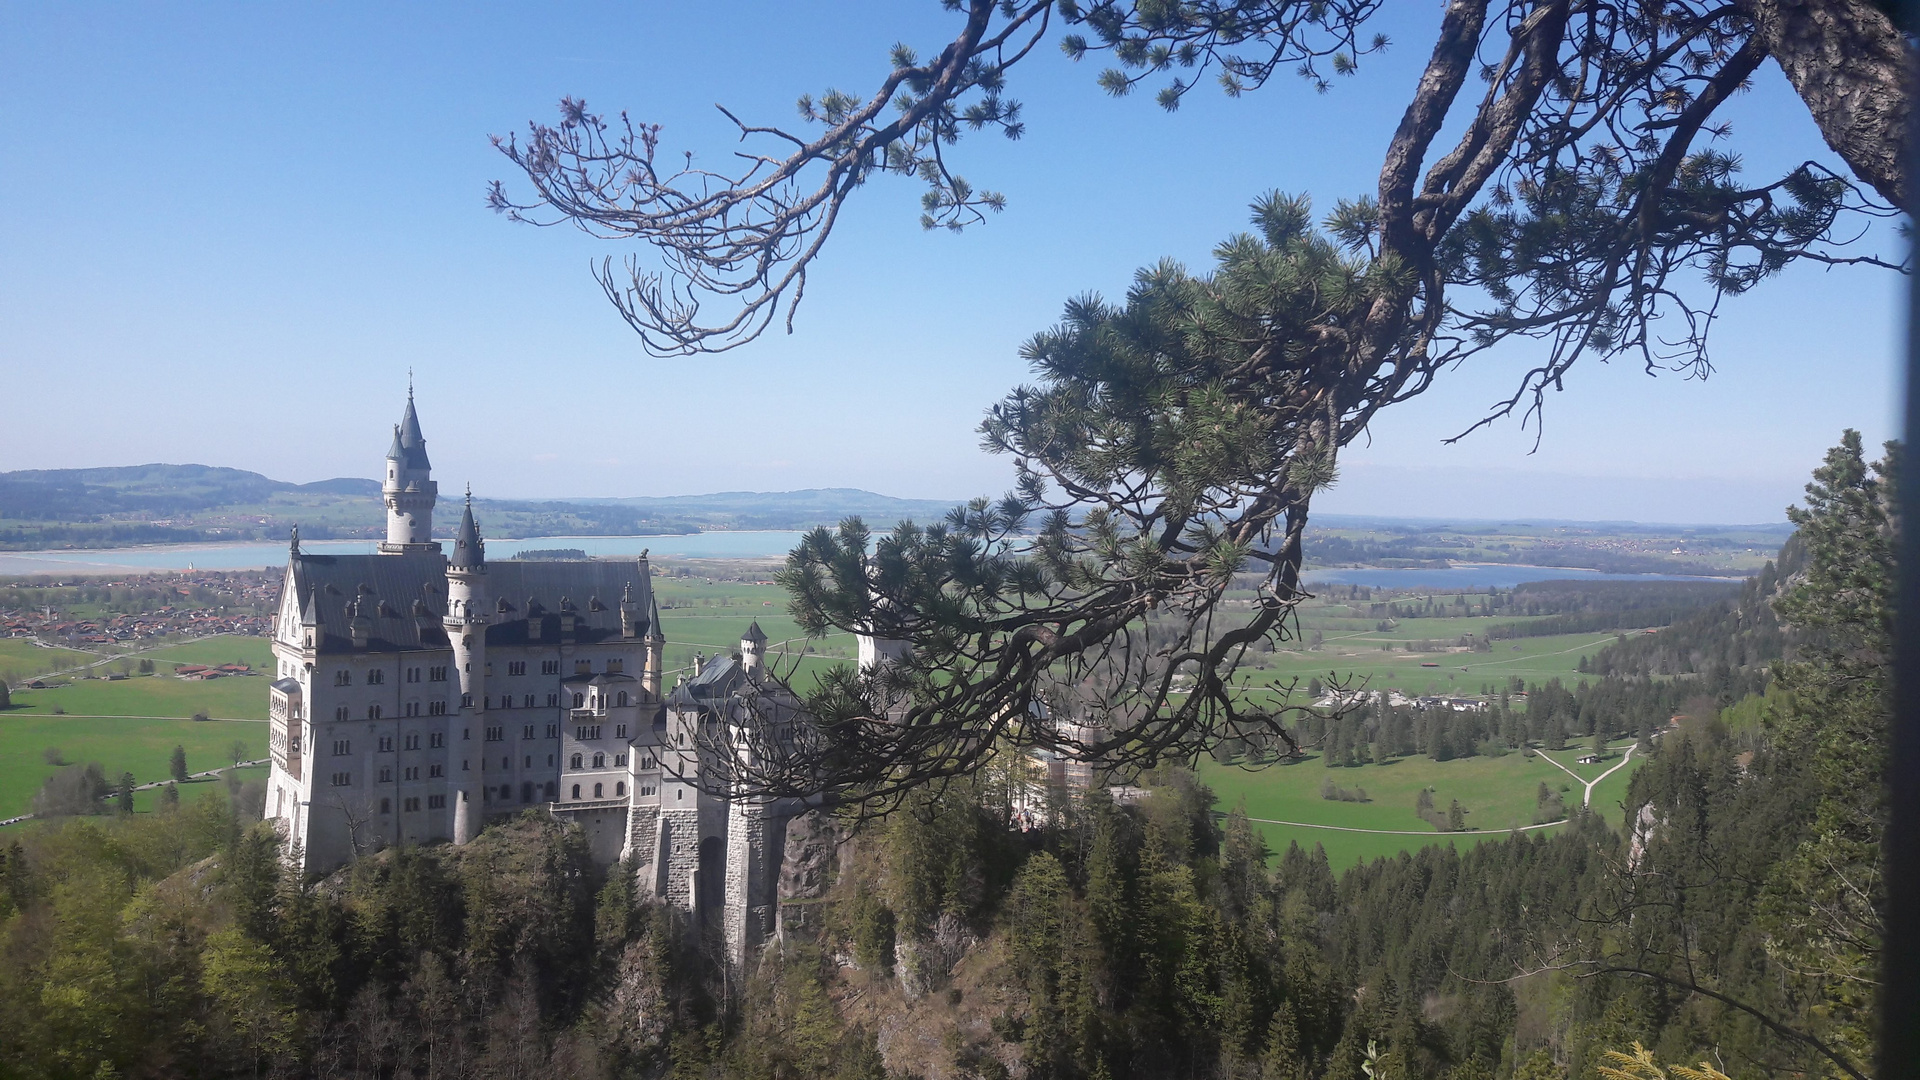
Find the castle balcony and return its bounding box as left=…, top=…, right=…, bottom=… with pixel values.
left=548, top=798, right=628, bottom=814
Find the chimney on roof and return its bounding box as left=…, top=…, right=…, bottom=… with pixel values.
left=347, top=596, right=371, bottom=649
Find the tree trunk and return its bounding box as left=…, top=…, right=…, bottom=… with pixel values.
left=1742, top=0, right=1911, bottom=211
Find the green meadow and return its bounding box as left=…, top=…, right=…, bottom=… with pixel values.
left=0, top=713, right=266, bottom=820
left=1199, top=738, right=1645, bottom=871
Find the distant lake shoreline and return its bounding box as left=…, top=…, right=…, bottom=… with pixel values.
left=1, top=537, right=1749, bottom=589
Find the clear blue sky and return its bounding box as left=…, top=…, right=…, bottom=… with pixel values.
left=0, top=2, right=1902, bottom=525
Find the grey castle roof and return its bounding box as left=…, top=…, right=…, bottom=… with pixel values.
left=390, top=394, right=431, bottom=470
left=287, top=551, right=657, bottom=654
left=742, top=620, right=766, bottom=644
left=450, top=498, right=484, bottom=569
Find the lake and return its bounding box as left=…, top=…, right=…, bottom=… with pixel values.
left=0, top=540, right=1745, bottom=589
left=1301, top=563, right=1741, bottom=588
left=0, top=532, right=815, bottom=575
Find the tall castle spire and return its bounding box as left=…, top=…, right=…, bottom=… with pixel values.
left=379, top=386, right=440, bottom=554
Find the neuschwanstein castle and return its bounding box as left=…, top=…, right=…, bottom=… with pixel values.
left=264, top=392, right=808, bottom=965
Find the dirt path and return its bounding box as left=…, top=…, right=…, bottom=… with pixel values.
left=1244, top=815, right=1567, bottom=837
left=1538, top=741, right=1643, bottom=807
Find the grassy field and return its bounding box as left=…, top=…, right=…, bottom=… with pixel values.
left=4, top=670, right=269, bottom=721
left=1199, top=739, right=1644, bottom=870
left=0, top=713, right=266, bottom=820
left=0, top=639, right=98, bottom=682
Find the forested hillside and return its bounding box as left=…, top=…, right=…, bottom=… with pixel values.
left=0, top=438, right=1888, bottom=1080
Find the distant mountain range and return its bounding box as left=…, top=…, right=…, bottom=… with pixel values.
left=0, top=464, right=964, bottom=550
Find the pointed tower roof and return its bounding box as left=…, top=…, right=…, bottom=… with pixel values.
left=394, top=390, right=431, bottom=470
left=742, top=620, right=767, bottom=644
left=301, top=590, right=321, bottom=627
left=450, top=488, right=484, bottom=569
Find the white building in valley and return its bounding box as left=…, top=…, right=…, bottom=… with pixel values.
left=265, top=391, right=801, bottom=965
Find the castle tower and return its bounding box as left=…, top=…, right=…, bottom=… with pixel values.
left=444, top=491, right=488, bottom=844
left=379, top=387, right=440, bottom=554
left=643, top=595, right=665, bottom=698
left=740, top=621, right=767, bottom=677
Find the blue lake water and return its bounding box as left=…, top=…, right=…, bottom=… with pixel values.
left=0, top=532, right=815, bottom=575
left=1301, top=563, right=1741, bottom=588
left=0, top=538, right=1747, bottom=590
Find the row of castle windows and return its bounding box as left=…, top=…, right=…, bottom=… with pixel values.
left=565, top=751, right=630, bottom=770
left=332, top=659, right=634, bottom=687
left=567, top=781, right=625, bottom=800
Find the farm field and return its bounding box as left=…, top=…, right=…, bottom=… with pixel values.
left=3, top=669, right=269, bottom=720
left=137, top=635, right=275, bottom=672
left=1199, top=738, right=1644, bottom=870
left=1236, top=628, right=1620, bottom=697
left=0, top=713, right=265, bottom=820
left=0, top=639, right=96, bottom=681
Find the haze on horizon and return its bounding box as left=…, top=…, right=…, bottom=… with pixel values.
left=1, top=2, right=1902, bottom=527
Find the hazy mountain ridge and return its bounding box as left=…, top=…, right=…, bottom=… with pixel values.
left=0, top=464, right=966, bottom=550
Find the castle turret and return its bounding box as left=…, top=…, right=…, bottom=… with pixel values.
left=379, top=387, right=441, bottom=554
left=444, top=490, right=488, bottom=844
left=740, top=621, right=767, bottom=677
left=644, top=595, right=664, bottom=698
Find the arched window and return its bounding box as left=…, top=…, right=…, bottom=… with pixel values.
left=569, top=753, right=583, bottom=769
left=593, top=782, right=604, bottom=798
left=570, top=784, right=581, bottom=799
left=617, top=691, right=629, bottom=707
left=521, top=782, right=534, bottom=802
left=616, top=781, right=626, bottom=797
left=592, top=753, right=605, bottom=768
left=573, top=692, right=584, bottom=708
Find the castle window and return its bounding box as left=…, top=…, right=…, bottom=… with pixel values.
left=332, top=739, right=351, bottom=756
left=429, top=764, right=443, bottom=778
left=592, top=753, right=605, bottom=769
left=617, top=692, right=629, bottom=707
left=404, top=797, right=420, bottom=812
left=543, top=782, right=556, bottom=801
left=330, top=772, right=351, bottom=787
left=335, top=705, right=350, bottom=721
left=334, top=670, right=351, bottom=686
left=378, top=767, right=392, bottom=783
left=616, top=781, right=626, bottom=797
left=485, top=726, right=502, bottom=742
left=522, top=694, right=534, bottom=708
left=570, top=784, right=580, bottom=800
left=522, top=724, right=534, bottom=739
left=641, top=786, right=655, bottom=797
left=541, top=660, right=560, bottom=675
left=429, top=666, right=447, bottom=682
left=500, top=757, right=509, bottom=769
left=500, top=785, right=512, bottom=800
left=484, top=663, right=493, bottom=677
left=404, top=766, right=419, bottom=781
left=508, top=662, right=526, bottom=677
left=544, top=724, right=558, bottom=738
left=378, top=736, right=392, bottom=752
left=404, top=733, right=420, bottom=750
left=461, top=694, right=473, bottom=708
left=572, top=693, right=584, bottom=708
left=614, top=753, right=628, bottom=767
left=428, top=794, right=445, bottom=809
left=616, top=724, right=627, bottom=739
left=429, top=732, right=445, bottom=749
left=569, top=753, right=583, bottom=769
left=405, top=701, right=419, bottom=717
left=379, top=798, right=391, bottom=814
left=366, top=705, right=382, bottom=720
left=407, top=668, right=420, bottom=683
left=429, top=700, right=447, bottom=715
left=521, top=782, right=533, bottom=802
left=593, top=783, right=603, bottom=798
left=367, top=670, right=385, bottom=686
left=546, top=694, right=558, bottom=707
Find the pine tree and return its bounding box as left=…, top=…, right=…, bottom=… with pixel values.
left=169, top=744, right=188, bottom=784
left=115, top=773, right=135, bottom=814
